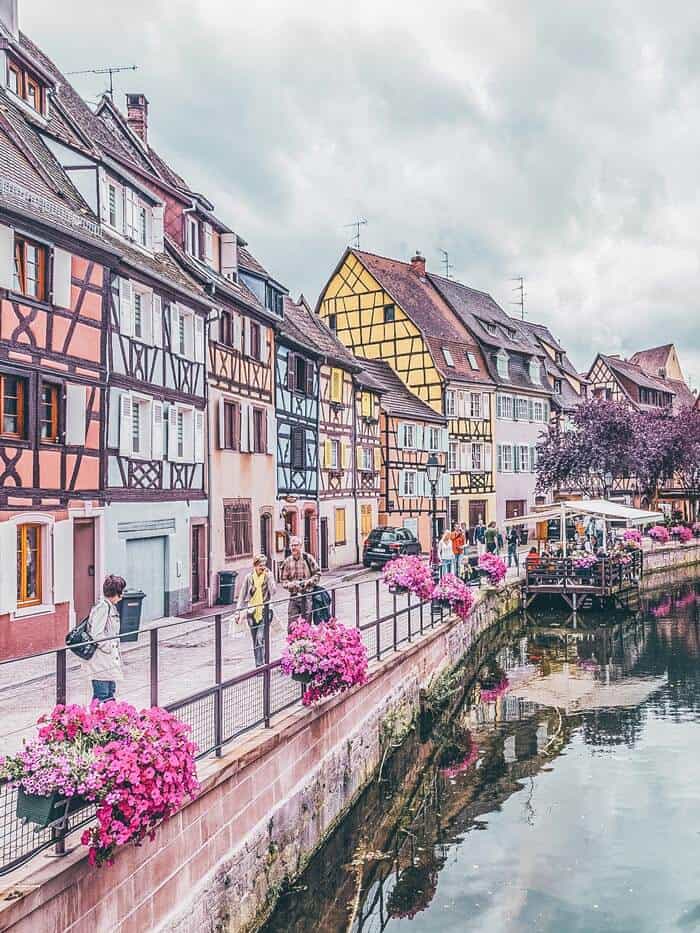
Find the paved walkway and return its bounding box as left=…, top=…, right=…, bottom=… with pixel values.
left=0, top=558, right=525, bottom=756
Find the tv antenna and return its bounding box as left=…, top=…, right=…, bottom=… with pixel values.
left=66, top=64, right=138, bottom=99
left=511, top=276, right=526, bottom=320
left=344, top=217, right=367, bottom=249
left=438, top=248, right=453, bottom=279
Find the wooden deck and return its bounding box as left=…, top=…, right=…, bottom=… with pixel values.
left=523, top=552, right=643, bottom=611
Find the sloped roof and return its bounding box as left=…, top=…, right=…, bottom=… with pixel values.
left=601, top=355, right=674, bottom=394
left=238, top=246, right=271, bottom=279
left=629, top=345, right=673, bottom=375
left=283, top=297, right=359, bottom=367
left=666, top=378, right=696, bottom=409
left=279, top=296, right=324, bottom=357
left=356, top=358, right=445, bottom=423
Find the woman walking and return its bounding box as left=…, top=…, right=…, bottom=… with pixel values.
left=84, top=575, right=126, bottom=702
left=438, top=530, right=454, bottom=576
left=236, top=555, right=276, bottom=667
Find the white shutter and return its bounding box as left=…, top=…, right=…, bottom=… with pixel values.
left=203, top=223, right=214, bottom=265
left=52, top=248, right=72, bottom=309
left=240, top=403, right=250, bottom=452
left=441, top=473, right=451, bottom=496
left=152, top=294, right=162, bottom=347
left=217, top=398, right=226, bottom=448
left=152, top=401, right=164, bottom=458
left=484, top=445, right=493, bottom=471
left=260, top=329, right=270, bottom=364
left=0, top=224, right=14, bottom=291
left=119, top=278, right=134, bottom=337
left=194, top=315, right=205, bottom=363
left=415, top=425, right=424, bottom=450
left=194, top=410, right=205, bottom=463
left=396, top=424, right=405, bottom=449
left=184, top=311, right=195, bottom=357
left=441, top=428, right=449, bottom=452
left=65, top=384, right=86, bottom=446
left=513, top=446, right=520, bottom=473
left=124, top=188, right=137, bottom=239
left=98, top=168, right=108, bottom=223
left=221, top=232, right=238, bottom=281
left=169, top=303, right=179, bottom=351
left=243, top=317, right=251, bottom=357
left=266, top=409, right=275, bottom=455
left=482, top=393, right=490, bottom=420
left=233, top=313, right=243, bottom=352
left=0, top=521, right=17, bottom=614
left=398, top=470, right=406, bottom=497
left=530, top=446, right=537, bottom=473
left=461, top=443, right=472, bottom=472
left=119, top=393, right=133, bottom=457
left=53, top=519, right=73, bottom=606
left=167, top=405, right=178, bottom=460
left=152, top=204, right=164, bottom=252
left=497, top=444, right=503, bottom=473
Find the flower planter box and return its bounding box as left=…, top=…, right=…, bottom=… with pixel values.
left=292, top=672, right=313, bottom=684
left=16, top=788, right=87, bottom=828
left=388, top=585, right=409, bottom=595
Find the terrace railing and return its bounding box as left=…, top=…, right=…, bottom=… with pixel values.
left=525, top=551, right=643, bottom=592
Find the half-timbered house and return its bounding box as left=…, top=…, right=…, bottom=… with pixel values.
left=356, top=359, right=449, bottom=548
left=0, top=70, right=116, bottom=656
left=316, top=249, right=494, bottom=535
left=281, top=297, right=383, bottom=569
left=276, top=297, right=321, bottom=561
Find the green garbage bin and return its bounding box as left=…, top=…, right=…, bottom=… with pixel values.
left=217, top=570, right=238, bottom=606
left=118, top=590, right=146, bottom=643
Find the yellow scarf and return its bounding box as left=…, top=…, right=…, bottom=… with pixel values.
left=250, top=571, right=265, bottom=623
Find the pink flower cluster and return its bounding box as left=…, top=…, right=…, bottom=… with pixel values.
left=649, top=525, right=671, bottom=543
left=480, top=677, right=510, bottom=703
left=281, top=618, right=369, bottom=706
left=573, top=554, right=597, bottom=570
left=671, top=525, right=693, bottom=543
left=0, top=702, right=198, bottom=867
left=478, top=552, right=507, bottom=585
left=622, top=529, right=643, bottom=546
left=381, top=555, right=434, bottom=600
left=430, top=573, right=474, bottom=621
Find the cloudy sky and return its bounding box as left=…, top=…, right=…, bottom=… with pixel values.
left=21, top=0, right=700, bottom=386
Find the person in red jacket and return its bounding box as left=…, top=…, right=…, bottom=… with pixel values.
left=451, top=523, right=466, bottom=576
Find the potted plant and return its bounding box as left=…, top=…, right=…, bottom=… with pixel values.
left=430, top=574, right=474, bottom=621
left=382, top=555, right=434, bottom=599
left=281, top=618, right=369, bottom=706
left=670, top=525, right=693, bottom=543
left=622, top=529, right=643, bottom=549
left=573, top=554, right=597, bottom=580
left=0, top=702, right=198, bottom=865
left=648, top=525, right=671, bottom=545
left=477, top=553, right=507, bottom=586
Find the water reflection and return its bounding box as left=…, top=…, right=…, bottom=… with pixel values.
left=264, top=577, right=700, bottom=933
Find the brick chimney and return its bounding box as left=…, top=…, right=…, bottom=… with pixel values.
left=409, top=251, right=426, bottom=277
left=126, top=93, right=149, bottom=144
left=0, top=0, right=19, bottom=39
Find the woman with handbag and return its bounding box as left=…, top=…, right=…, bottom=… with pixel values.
left=84, top=575, right=126, bottom=702
left=236, top=555, right=276, bottom=667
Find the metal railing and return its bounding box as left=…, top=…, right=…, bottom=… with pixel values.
left=0, top=574, right=452, bottom=878
left=524, top=551, right=643, bottom=592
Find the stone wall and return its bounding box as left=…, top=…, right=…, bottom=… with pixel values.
left=644, top=540, right=700, bottom=578
left=0, top=585, right=519, bottom=933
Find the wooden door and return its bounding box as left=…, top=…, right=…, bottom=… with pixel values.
left=191, top=525, right=206, bottom=605
left=320, top=518, right=329, bottom=571
left=469, top=500, right=487, bottom=529
left=303, top=511, right=313, bottom=556
left=260, top=513, right=271, bottom=562
left=505, top=500, right=527, bottom=520
left=72, top=519, right=95, bottom=624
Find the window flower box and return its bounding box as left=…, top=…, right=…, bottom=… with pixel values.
left=16, top=787, right=88, bottom=828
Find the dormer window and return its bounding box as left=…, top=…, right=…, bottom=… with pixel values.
left=466, top=351, right=479, bottom=370
left=529, top=357, right=541, bottom=384
left=442, top=347, right=454, bottom=367
left=5, top=56, right=47, bottom=115
left=496, top=350, right=509, bottom=379
left=554, top=378, right=563, bottom=394
left=483, top=320, right=498, bottom=336
left=186, top=216, right=199, bottom=258
left=555, top=351, right=564, bottom=365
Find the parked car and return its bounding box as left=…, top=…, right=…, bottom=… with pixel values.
left=362, top=527, right=422, bottom=567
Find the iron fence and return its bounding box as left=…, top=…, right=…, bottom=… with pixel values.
left=0, top=574, right=453, bottom=878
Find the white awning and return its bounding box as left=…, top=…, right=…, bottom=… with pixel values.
left=503, top=499, right=663, bottom=528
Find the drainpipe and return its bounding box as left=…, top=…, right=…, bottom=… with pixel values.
left=205, top=306, right=217, bottom=605
left=352, top=379, right=360, bottom=565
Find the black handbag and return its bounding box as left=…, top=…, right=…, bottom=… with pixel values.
left=65, top=615, right=97, bottom=661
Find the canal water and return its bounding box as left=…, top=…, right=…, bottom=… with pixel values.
left=263, top=577, right=700, bottom=933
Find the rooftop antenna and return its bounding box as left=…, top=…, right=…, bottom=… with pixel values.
left=438, top=248, right=453, bottom=279
left=344, top=217, right=367, bottom=249
left=66, top=64, right=138, bottom=99
left=511, top=275, right=526, bottom=320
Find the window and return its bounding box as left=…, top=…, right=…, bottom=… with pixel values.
left=442, top=347, right=454, bottom=367
left=362, top=446, right=373, bottom=471
left=295, top=356, right=308, bottom=394
left=501, top=444, right=513, bottom=472
left=428, top=427, right=440, bottom=451
left=25, top=75, right=41, bottom=113
left=328, top=313, right=337, bottom=332
left=555, top=351, right=564, bottom=365
left=330, top=368, right=344, bottom=403
left=265, top=283, right=283, bottom=315
left=223, top=400, right=240, bottom=449
left=496, top=350, right=509, bottom=379
left=17, top=524, right=42, bottom=608
left=7, top=61, right=21, bottom=95
left=249, top=321, right=261, bottom=360
left=483, top=320, right=498, bottom=336
left=533, top=400, right=544, bottom=421
left=335, top=508, right=346, bottom=545
left=6, top=58, right=45, bottom=114
left=471, top=443, right=482, bottom=471
left=291, top=426, right=305, bottom=469
left=448, top=440, right=458, bottom=472
left=176, top=410, right=185, bottom=459
left=329, top=439, right=340, bottom=469
left=402, top=424, right=415, bottom=448
left=360, top=504, right=373, bottom=536
left=516, top=397, right=529, bottom=420
left=496, top=394, right=513, bottom=419
left=361, top=391, right=373, bottom=418
left=13, top=235, right=47, bottom=301
left=466, top=351, right=479, bottom=370
left=108, top=184, right=118, bottom=227
left=224, top=499, right=252, bottom=558
left=518, top=445, right=530, bottom=472
left=220, top=310, right=233, bottom=347
left=554, top=378, right=563, bottom=394
left=470, top=392, right=482, bottom=418
left=529, top=357, right=541, bottom=384
left=138, top=205, right=148, bottom=247
left=132, top=400, right=142, bottom=455
left=402, top=471, right=417, bottom=496
left=383, top=303, right=395, bottom=323
left=40, top=383, right=60, bottom=443
left=133, top=292, right=144, bottom=340
left=0, top=373, right=26, bottom=439
left=445, top=391, right=456, bottom=417
left=186, top=216, right=199, bottom=257
left=252, top=407, right=266, bottom=453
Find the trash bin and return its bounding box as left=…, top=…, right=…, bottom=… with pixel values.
left=118, top=590, right=146, bottom=643
left=217, top=570, right=238, bottom=606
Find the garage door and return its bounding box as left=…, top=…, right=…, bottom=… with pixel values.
left=126, top=537, right=166, bottom=622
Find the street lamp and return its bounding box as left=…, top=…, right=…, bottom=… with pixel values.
left=426, top=453, right=442, bottom=567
